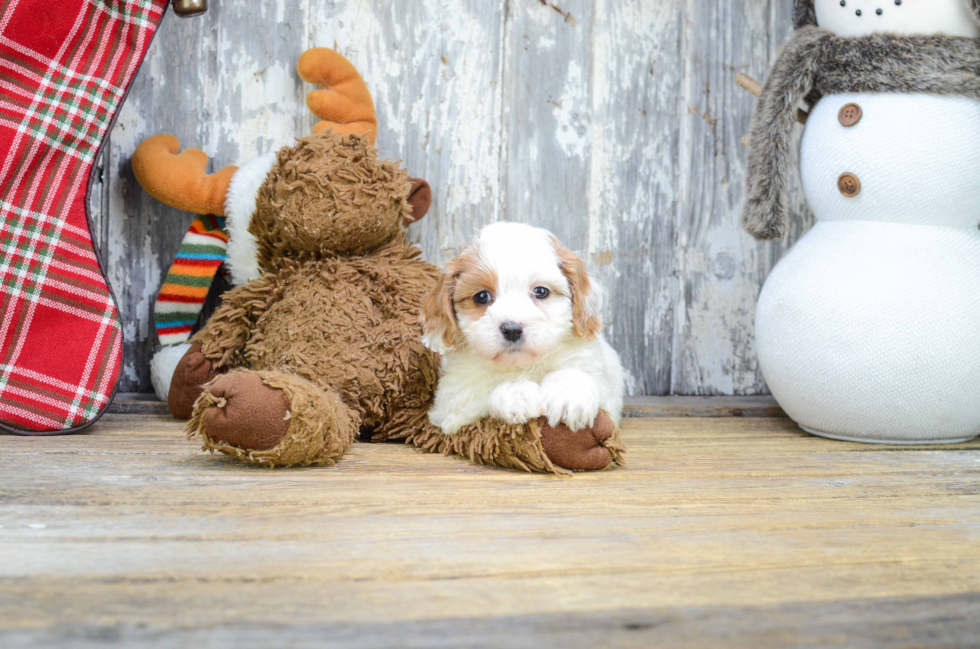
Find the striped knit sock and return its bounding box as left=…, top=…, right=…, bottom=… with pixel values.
left=154, top=215, right=229, bottom=346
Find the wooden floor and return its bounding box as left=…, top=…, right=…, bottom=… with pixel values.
left=2, top=405, right=980, bottom=648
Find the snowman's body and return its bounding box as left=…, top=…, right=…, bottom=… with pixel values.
left=754, top=1, right=980, bottom=442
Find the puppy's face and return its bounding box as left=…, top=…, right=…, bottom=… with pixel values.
left=421, top=222, right=602, bottom=367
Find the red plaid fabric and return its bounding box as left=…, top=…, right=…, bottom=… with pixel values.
left=0, top=0, right=166, bottom=433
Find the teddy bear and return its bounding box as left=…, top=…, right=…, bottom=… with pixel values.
left=132, top=48, right=625, bottom=473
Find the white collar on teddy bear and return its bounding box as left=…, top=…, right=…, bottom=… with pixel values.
left=222, top=153, right=277, bottom=286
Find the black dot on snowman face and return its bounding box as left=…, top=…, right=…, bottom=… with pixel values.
left=838, top=1, right=896, bottom=14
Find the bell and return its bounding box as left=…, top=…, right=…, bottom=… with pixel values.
left=172, top=0, right=207, bottom=17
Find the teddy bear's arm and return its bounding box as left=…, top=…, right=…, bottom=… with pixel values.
left=191, top=275, right=279, bottom=370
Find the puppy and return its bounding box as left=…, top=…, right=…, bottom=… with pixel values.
left=421, top=222, right=624, bottom=435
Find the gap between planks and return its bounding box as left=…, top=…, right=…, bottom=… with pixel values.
left=107, top=394, right=786, bottom=418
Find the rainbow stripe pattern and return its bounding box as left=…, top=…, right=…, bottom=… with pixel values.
left=154, top=215, right=229, bottom=346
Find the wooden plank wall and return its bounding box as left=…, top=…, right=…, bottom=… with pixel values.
left=89, top=0, right=812, bottom=395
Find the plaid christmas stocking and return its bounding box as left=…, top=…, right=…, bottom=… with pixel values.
left=0, top=0, right=168, bottom=434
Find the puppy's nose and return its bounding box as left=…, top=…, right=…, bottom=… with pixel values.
left=500, top=321, right=523, bottom=342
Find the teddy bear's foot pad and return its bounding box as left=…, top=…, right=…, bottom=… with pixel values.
left=541, top=411, right=623, bottom=471
left=200, top=372, right=291, bottom=451
left=168, top=344, right=228, bottom=420
left=188, top=370, right=358, bottom=467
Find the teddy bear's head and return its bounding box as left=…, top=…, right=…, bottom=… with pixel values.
left=251, top=131, right=429, bottom=267
left=132, top=48, right=433, bottom=286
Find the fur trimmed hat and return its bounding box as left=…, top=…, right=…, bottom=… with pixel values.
left=793, top=0, right=980, bottom=29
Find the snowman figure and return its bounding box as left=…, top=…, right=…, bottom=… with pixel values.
left=742, top=0, right=980, bottom=443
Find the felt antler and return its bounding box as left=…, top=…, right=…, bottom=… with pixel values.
left=131, top=134, right=238, bottom=216
left=298, top=48, right=378, bottom=144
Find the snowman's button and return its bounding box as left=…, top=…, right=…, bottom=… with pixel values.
left=838, top=103, right=862, bottom=127
left=837, top=172, right=861, bottom=197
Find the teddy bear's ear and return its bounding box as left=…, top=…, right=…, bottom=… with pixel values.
left=404, top=178, right=432, bottom=225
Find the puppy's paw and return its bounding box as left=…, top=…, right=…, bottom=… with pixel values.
left=489, top=380, right=543, bottom=425
left=539, top=369, right=600, bottom=431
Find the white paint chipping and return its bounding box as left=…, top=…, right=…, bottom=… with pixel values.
left=94, top=0, right=803, bottom=396
left=553, top=60, right=590, bottom=160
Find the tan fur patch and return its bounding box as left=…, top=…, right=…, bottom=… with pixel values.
left=420, top=266, right=460, bottom=350
left=453, top=255, right=497, bottom=322
left=550, top=236, right=603, bottom=340
left=421, top=243, right=495, bottom=348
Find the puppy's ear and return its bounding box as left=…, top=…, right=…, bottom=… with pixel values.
left=551, top=236, right=603, bottom=341
left=421, top=260, right=460, bottom=354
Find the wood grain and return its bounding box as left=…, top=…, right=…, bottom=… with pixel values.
left=622, top=394, right=784, bottom=418
left=4, top=596, right=980, bottom=648
left=92, top=0, right=811, bottom=395
left=105, top=393, right=787, bottom=418
left=1, top=414, right=978, bottom=646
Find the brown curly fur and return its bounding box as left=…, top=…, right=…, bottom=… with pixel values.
left=188, top=369, right=358, bottom=467
left=405, top=416, right=626, bottom=476
left=184, top=131, right=619, bottom=473
left=201, top=239, right=442, bottom=439
left=253, top=133, right=413, bottom=264
left=192, top=134, right=441, bottom=450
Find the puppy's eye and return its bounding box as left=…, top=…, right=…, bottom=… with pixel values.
left=473, top=291, right=492, bottom=306
left=532, top=287, right=551, bottom=300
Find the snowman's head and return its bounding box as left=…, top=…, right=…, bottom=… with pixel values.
left=796, top=0, right=980, bottom=37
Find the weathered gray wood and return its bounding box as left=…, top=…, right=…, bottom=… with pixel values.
left=500, top=0, right=591, bottom=250
left=103, top=1, right=310, bottom=391
left=586, top=0, right=684, bottom=395
left=305, top=0, right=508, bottom=265
left=94, top=1, right=810, bottom=395
left=106, top=393, right=786, bottom=418
left=669, top=0, right=802, bottom=396
left=622, top=394, right=785, bottom=418
left=4, top=594, right=980, bottom=648
left=2, top=415, right=979, bottom=646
